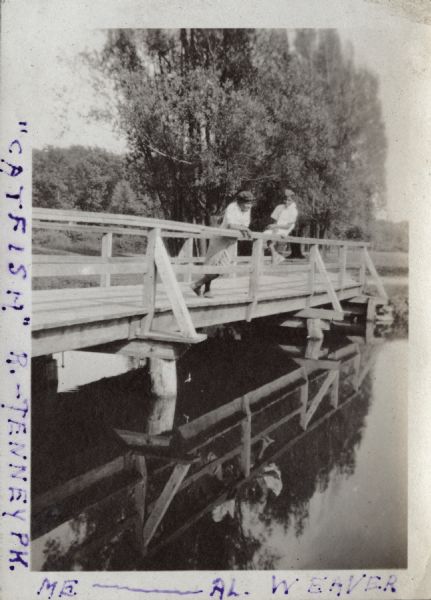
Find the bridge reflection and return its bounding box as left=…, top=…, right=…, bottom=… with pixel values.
left=31, top=329, right=383, bottom=570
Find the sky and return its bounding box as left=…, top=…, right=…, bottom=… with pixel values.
left=3, top=0, right=431, bottom=222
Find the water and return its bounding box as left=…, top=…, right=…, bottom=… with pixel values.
left=31, top=325, right=407, bottom=571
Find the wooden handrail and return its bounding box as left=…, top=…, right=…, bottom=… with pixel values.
left=33, top=207, right=370, bottom=248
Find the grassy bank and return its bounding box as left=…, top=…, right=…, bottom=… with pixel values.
left=370, top=250, right=408, bottom=277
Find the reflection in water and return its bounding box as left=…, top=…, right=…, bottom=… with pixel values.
left=31, top=328, right=407, bottom=571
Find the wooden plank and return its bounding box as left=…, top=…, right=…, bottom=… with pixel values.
left=330, top=371, right=340, bottom=409
left=295, top=308, right=344, bottom=321
left=313, top=246, right=343, bottom=312
left=328, top=342, right=360, bottom=361
left=33, top=207, right=239, bottom=239
left=174, top=264, right=251, bottom=275
left=154, top=236, right=198, bottom=339
left=305, top=338, right=324, bottom=360
left=34, top=208, right=370, bottom=247
left=363, top=247, right=389, bottom=301
left=32, top=455, right=127, bottom=514
left=177, top=238, right=194, bottom=283
left=133, top=454, right=147, bottom=553
left=299, top=379, right=309, bottom=429
left=308, top=245, right=316, bottom=297
left=263, top=264, right=311, bottom=274
left=294, top=358, right=341, bottom=374
left=246, top=237, right=263, bottom=321
left=338, top=245, right=347, bottom=289
left=33, top=254, right=146, bottom=263
left=115, top=429, right=172, bottom=448
left=101, top=232, right=113, bottom=287
left=279, top=318, right=305, bottom=329
left=142, top=228, right=158, bottom=333
left=359, top=247, right=367, bottom=287
left=142, top=463, right=190, bottom=548
left=33, top=261, right=148, bottom=278
left=301, top=370, right=337, bottom=429
left=178, top=397, right=245, bottom=439
left=240, top=397, right=252, bottom=477
left=135, top=330, right=206, bottom=344
left=106, top=339, right=184, bottom=360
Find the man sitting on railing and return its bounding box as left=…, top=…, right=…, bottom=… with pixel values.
left=191, top=190, right=254, bottom=298
left=265, top=187, right=298, bottom=263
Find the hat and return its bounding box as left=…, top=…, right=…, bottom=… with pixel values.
left=236, top=190, right=255, bottom=203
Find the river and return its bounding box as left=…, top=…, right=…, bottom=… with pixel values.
left=31, top=320, right=407, bottom=571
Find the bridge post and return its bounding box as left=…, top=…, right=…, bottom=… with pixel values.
left=101, top=232, right=113, bottom=287
left=148, top=357, right=177, bottom=398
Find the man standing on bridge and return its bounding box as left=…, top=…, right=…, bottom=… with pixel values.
left=191, top=190, right=254, bottom=298
left=265, top=187, right=298, bottom=263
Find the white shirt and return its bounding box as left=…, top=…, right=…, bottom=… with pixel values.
left=221, top=201, right=251, bottom=229
left=270, top=201, right=298, bottom=235
left=205, top=201, right=251, bottom=262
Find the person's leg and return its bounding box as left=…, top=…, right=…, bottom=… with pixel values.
left=191, top=274, right=219, bottom=296
left=203, top=274, right=219, bottom=294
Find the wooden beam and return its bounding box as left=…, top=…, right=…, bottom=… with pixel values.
left=33, top=260, right=148, bottom=278
left=295, top=308, right=344, bottom=321
left=135, top=330, right=206, bottom=345
left=115, top=429, right=172, bottom=448
left=133, top=455, right=147, bottom=555
left=306, top=318, right=325, bottom=340
left=177, top=238, right=194, bottom=283
left=363, top=248, right=389, bottom=301
left=101, top=232, right=113, bottom=287
left=359, top=247, right=367, bottom=287
left=308, top=245, right=317, bottom=297
left=300, top=370, right=338, bottom=429
left=246, top=238, right=263, bottom=322
left=154, top=236, right=198, bottom=339
left=338, top=245, right=347, bottom=290
left=330, top=370, right=340, bottom=409
left=34, top=207, right=370, bottom=247
left=294, top=358, right=341, bottom=374
left=299, top=379, right=309, bottom=430
left=240, top=396, right=252, bottom=477
left=142, top=463, right=190, bottom=548
left=142, top=228, right=158, bottom=333
left=313, top=246, right=343, bottom=312
left=32, top=455, right=127, bottom=514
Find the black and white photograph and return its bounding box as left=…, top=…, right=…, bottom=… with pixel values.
left=1, top=0, right=430, bottom=597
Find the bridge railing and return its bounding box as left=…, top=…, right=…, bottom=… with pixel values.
left=33, top=208, right=386, bottom=339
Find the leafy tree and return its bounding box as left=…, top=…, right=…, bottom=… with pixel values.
left=85, top=28, right=387, bottom=239
left=33, top=146, right=128, bottom=211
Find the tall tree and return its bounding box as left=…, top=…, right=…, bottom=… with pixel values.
left=88, top=28, right=387, bottom=238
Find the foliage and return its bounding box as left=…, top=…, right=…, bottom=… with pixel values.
left=33, top=145, right=144, bottom=213
left=370, top=219, right=409, bottom=252
left=84, top=28, right=387, bottom=236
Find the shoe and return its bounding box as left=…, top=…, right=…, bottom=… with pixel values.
left=203, top=291, right=215, bottom=298
left=190, top=284, right=202, bottom=297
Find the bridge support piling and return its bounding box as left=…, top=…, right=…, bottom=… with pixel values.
left=32, top=354, right=58, bottom=393
left=306, top=318, right=325, bottom=340
left=148, top=357, right=177, bottom=398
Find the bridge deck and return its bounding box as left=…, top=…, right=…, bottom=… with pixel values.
left=32, top=270, right=363, bottom=357
left=33, top=271, right=359, bottom=331
left=32, top=208, right=386, bottom=357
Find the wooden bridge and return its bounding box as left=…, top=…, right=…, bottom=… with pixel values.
left=33, top=207, right=387, bottom=368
